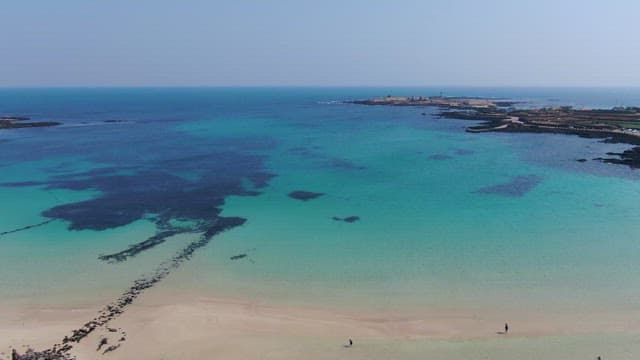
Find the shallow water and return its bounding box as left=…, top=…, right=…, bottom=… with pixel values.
left=1, top=87, right=640, bottom=318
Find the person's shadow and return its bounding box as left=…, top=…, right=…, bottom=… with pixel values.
left=496, top=331, right=506, bottom=335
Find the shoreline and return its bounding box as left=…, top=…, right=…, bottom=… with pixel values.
left=3, top=290, right=640, bottom=359
left=351, top=95, right=640, bottom=168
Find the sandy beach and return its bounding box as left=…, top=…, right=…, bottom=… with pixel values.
left=3, top=286, right=640, bottom=360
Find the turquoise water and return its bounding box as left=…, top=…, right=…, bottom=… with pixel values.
left=1, top=87, right=640, bottom=315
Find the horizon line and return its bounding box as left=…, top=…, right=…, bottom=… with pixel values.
left=2, top=84, right=640, bottom=89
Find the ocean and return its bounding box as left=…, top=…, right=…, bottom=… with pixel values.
left=1, top=86, right=640, bottom=325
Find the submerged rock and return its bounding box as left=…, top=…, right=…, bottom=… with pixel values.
left=288, top=191, right=324, bottom=201
left=332, top=216, right=360, bottom=223
left=475, top=174, right=543, bottom=197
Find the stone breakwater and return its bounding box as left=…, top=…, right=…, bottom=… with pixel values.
left=10, top=217, right=246, bottom=360
left=0, top=219, right=56, bottom=238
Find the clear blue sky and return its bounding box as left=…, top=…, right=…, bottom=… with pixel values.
left=2, top=0, right=639, bottom=87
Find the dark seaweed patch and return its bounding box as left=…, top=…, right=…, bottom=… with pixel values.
left=475, top=175, right=543, bottom=197
left=332, top=216, right=360, bottom=223
left=247, top=172, right=277, bottom=189
left=288, top=191, right=324, bottom=201
left=428, top=154, right=452, bottom=160
left=3, top=152, right=266, bottom=231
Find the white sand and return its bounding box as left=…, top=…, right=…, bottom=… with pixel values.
left=2, top=287, right=640, bottom=359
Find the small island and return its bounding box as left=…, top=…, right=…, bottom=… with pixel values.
left=0, top=116, right=61, bottom=130
left=351, top=96, right=640, bottom=168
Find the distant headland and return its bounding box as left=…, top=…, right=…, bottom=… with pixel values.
left=0, top=116, right=60, bottom=130
left=350, top=95, right=640, bottom=168
left=350, top=95, right=518, bottom=109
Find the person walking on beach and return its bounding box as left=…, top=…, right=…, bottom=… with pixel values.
left=349, top=339, right=353, bottom=347
left=504, top=323, right=509, bottom=334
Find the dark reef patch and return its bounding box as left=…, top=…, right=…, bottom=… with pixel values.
left=428, top=154, right=452, bottom=160
left=247, top=172, right=277, bottom=189
left=288, top=191, right=325, bottom=201
left=475, top=174, right=543, bottom=197
left=3, top=152, right=268, bottom=232
left=46, top=166, right=126, bottom=177
left=332, top=216, right=360, bottom=223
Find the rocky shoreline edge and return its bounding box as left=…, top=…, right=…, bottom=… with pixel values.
left=349, top=96, right=640, bottom=168
left=0, top=116, right=60, bottom=130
